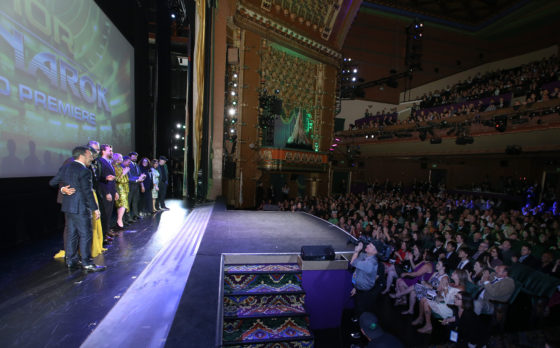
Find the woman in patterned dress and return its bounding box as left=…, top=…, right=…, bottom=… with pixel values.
left=112, top=153, right=130, bottom=229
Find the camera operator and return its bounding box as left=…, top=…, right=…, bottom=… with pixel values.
left=350, top=240, right=379, bottom=338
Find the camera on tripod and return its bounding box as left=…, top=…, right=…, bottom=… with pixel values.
left=348, top=236, right=393, bottom=261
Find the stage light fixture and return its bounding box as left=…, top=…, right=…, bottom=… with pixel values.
left=174, top=145, right=178, bottom=149
left=233, top=73, right=238, bottom=78
left=231, top=91, right=236, bottom=96
left=171, top=13, right=176, bottom=19
left=176, top=123, right=181, bottom=128
left=228, top=108, right=236, bottom=116
left=351, top=77, right=356, bottom=82
left=353, top=68, right=358, bottom=73
left=175, top=134, right=180, bottom=139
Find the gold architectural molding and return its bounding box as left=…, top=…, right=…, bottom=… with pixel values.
left=234, top=2, right=342, bottom=67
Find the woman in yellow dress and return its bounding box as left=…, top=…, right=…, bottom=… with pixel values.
left=113, top=153, right=130, bottom=229
left=90, top=190, right=106, bottom=257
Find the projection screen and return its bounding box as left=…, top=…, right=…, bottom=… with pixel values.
left=0, top=0, right=134, bottom=178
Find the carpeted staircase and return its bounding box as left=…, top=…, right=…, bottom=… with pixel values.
left=222, top=263, right=314, bottom=347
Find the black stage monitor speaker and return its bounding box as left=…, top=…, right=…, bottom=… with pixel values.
left=301, top=245, right=335, bottom=261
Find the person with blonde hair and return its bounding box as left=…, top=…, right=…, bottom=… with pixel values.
left=112, top=153, right=130, bottom=229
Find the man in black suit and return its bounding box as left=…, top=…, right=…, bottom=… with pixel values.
left=432, top=237, right=445, bottom=259
left=156, top=156, right=169, bottom=210
left=456, top=247, right=473, bottom=273
left=126, top=152, right=145, bottom=222
left=98, top=144, right=118, bottom=239
left=514, top=244, right=539, bottom=269
left=49, top=146, right=105, bottom=272
left=444, top=241, right=460, bottom=270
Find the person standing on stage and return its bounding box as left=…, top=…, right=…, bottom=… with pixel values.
left=151, top=159, right=160, bottom=213
left=112, top=153, right=130, bottom=229
left=126, top=152, right=145, bottom=222
left=98, top=144, right=118, bottom=239
left=156, top=156, right=169, bottom=210
left=139, top=157, right=153, bottom=215
left=49, top=146, right=105, bottom=272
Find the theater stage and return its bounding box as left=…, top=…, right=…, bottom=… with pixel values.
left=0, top=200, right=355, bottom=348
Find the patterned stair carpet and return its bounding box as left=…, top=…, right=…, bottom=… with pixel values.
left=225, top=264, right=302, bottom=273
left=222, top=264, right=314, bottom=347
left=224, top=294, right=306, bottom=318
left=224, top=273, right=304, bottom=294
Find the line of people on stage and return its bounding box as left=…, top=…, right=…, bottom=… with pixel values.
left=50, top=140, right=170, bottom=272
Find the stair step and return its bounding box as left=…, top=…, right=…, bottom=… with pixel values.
left=225, top=264, right=301, bottom=274
left=224, top=293, right=306, bottom=319
left=224, top=273, right=303, bottom=294
left=223, top=316, right=312, bottom=344
left=222, top=339, right=314, bottom=347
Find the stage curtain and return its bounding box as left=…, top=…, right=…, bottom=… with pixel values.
left=193, top=0, right=206, bottom=194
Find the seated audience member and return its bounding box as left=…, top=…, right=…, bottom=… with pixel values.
left=539, top=251, right=556, bottom=275
left=382, top=240, right=409, bottom=295
left=456, top=247, right=473, bottom=272
left=456, top=234, right=466, bottom=251
left=444, top=241, right=460, bottom=270
left=414, top=269, right=468, bottom=334
left=431, top=236, right=445, bottom=259
left=358, top=312, right=404, bottom=348
left=474, top=265, right=515, bottom=315
left=467, top=260, right=486, bottom=285
left=442, top=291, right=489, bottom=348
left=487, top=246, right=504, bottom=268
left=499, top=240, right=515, bottom=265
left=468, top=231, right=483, bottom=250
left=404, top=259, right=449, bottom=315
left=513, top=244, right=539, bottom=269
left=390, top=248, right=434, bottom=306
left=471, top=240, right=490, bottom=262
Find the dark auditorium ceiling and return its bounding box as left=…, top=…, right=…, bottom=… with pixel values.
left=363, top=0, right=530, bottom=29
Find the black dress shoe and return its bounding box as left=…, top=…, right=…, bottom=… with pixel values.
left=350, top=332, right=361, bottom=339
left=67, top=262, right=82, bottom=269
left=82, top=264, right=107, bottom=272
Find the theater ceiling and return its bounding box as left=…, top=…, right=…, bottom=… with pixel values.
left=364, top=0, right=526, bottom=26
